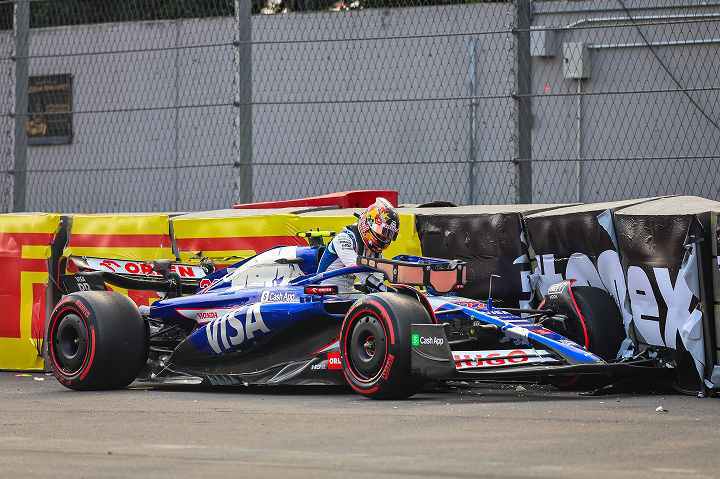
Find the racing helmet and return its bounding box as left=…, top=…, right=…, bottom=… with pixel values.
left=357, top=197, right=399, bottom=253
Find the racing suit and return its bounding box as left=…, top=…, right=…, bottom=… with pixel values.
left=316, top=225, right=381, bottom=292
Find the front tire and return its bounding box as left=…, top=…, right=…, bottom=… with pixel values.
left=340, top=293, right=434, bottom=399
left=544, top=284, right=625, bottom=390
left=48, top=291, right=148, bottom=390
left=564, top=286, right=625, bottom=361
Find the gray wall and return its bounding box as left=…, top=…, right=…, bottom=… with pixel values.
left=1, top=1, right=718, bottom=212
left=251, top=4, right=514, bottom=205
left=531, top=0, right=720, bottom=203
left=0, top=30, right=14, bottom=213
left=12, top=19, right=238, bottom=212
left=0, top=4, right=515, bottom=212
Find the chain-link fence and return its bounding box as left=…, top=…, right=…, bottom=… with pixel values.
left=1, top=0, right=240, bottom=212
left=0, top=0, right=719, bottom=212
left=531, top=0, right=720, bottom=203
left=252, top=1, right=516, bottom=206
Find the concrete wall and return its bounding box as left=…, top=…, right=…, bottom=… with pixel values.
left=0, top=4, right=514, bottom=212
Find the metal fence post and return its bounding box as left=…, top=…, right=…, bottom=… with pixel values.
left=12, top=0, right=29, bottom=212
left=235, top=0, right=253, bottom=204
left=467, top=37, right=479, bottom=205
left=514, top=0, right=532, bottom=203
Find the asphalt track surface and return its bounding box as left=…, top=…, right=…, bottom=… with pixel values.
left=0, top=372, right=718, bottom=479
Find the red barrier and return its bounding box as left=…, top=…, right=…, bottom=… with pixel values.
left=233, top=190, right=398, bottom=210
left=63, top=214, right=175, bottom=308
left=0, top=213, right=62, bottom=370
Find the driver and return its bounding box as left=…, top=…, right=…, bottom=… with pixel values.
left=316, top=197, right=400, bottom=291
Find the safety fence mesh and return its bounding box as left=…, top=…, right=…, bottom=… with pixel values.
left=529, top=0, right=720, bottom=203
left=0, top=0, right=718, bottom=212
left=1, top=0, right=239, bottom=212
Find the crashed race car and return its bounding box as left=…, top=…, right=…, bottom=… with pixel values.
left=47, top=242, right=655, bottom=399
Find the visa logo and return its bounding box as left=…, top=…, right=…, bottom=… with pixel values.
left=206, top=304, right=270, bottom=354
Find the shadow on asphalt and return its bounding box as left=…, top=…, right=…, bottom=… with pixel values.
left=16, top=372, right=675, bottom=404
left=128, top=382, right=610, bottom=404
left=143, top=383, right=352, bottom=396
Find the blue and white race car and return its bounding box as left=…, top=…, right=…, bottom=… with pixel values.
left=47, top=243, right=648, bottom=399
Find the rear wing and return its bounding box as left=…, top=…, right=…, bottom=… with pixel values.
left=357, top=255, right=467, bottom=294
left=60, top=256, right=209, bottom=295
left=65, top=256, right=208, bottom=280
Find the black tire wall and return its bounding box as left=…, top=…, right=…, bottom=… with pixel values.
left=416, top=213, right=526, bottom=303
left=615, top=201, right=715, bottom=391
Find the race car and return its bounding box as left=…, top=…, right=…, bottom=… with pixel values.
left=46, top=243, right=654, bottom=399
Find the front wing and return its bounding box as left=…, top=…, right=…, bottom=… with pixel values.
left=409, top=323, right=656, bottom=382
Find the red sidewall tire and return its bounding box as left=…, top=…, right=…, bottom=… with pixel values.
left=341, top=300, right=394, bottom=397
left=48, top=291, right=148, bottom=391
left=340, top=293, right=433, bottom=399
left=48, top=300, right=96, bottom=386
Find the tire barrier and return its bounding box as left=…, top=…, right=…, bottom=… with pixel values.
left=712, top=212, right=720, bottom=388
left=0, top=213, right=62, bottom=370
left=614, top=197, right=720, bottom=391
left=408, top=204, right=572, bottom=308
left=408, top=197, right=719, bottom=391
left=523, top=198, right=661, bottom=362
left=1, top=194, right=718, bottom=393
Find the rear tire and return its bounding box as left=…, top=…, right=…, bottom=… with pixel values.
left=48, top=291, right=148, bottom=390
left=340, top=293, right=434, bottom=399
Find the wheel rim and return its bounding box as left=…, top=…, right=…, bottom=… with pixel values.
left=348, top=314, right=387, bottom=380
left=53, top=313, right=89, bottom=375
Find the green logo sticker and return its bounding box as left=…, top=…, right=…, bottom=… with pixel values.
left=411, top=333, right=420, bottom=347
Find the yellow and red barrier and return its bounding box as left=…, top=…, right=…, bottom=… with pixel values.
left=0, top=213, right=61, bottom=370
left=296, top=209, right=422, bottom=260
left=171, top=208, right=422, bottom=265
left=64, top=213, right=173, bottom=259
left=171, top=210, right=308, bottom=265
left=63, top=213, right=174, bottom=307
left=1, top=193, right=407, bottom=370
left=2, top=196, right=719, bottom=383
left=0, top=205, right=424, bottom=371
